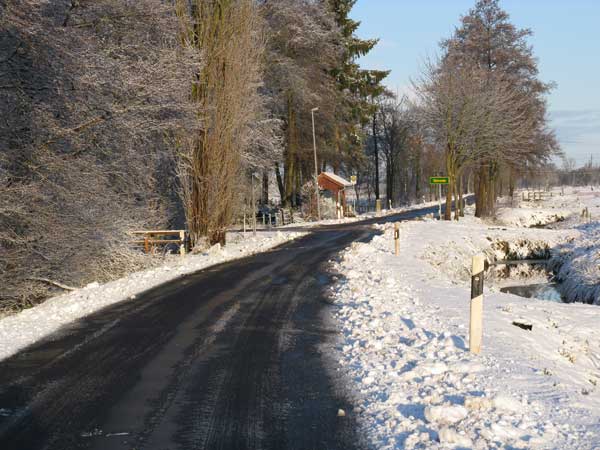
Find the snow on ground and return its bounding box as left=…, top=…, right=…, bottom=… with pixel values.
left=0, top=230, right=304, bottom=362
left=280, top=198, right=444, bottom=229
left=327, top=192, right=600, bottom=449
left=495, top=186, right=600, bottom=229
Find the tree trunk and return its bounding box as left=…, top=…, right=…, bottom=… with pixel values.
left=508, top=168, right=515, bottom=197
left=486, top=163, right=498, bottom=216
left=386, top=156, right=393, bottom=207
left=454, top=180, right=460, bottom=220
left=445, top=183, right=452, bottom=220
left=275, top=163, right=284, bottom=203
left=262, top=170, right=269, bottom=205
left=444, top=150, right=454, bottom=220
left=458, top=175, right=464, bottom=217
left=283, top=92, right=296, bottom=207
left=475, top=166, right=488, bottom=218
left=414, top=149, right=421, bottom=203
left=373, top=112, right=380, bottom=200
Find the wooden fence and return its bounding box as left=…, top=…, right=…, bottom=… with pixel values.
left=131, top=230, right=188, bottom=256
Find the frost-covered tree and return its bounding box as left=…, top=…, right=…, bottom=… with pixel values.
left=0, top=0, right=198, bottom=309
left=262, top=0, right=341, bottom=207
left=442, top=0, right=559, bottom=217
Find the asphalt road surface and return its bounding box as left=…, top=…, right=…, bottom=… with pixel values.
left=0, top=204, right=443, bottom=450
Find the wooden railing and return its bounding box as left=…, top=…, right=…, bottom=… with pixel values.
left=521, top=191, right=552, bottom=202
left=131, top=230, right=188, bottom=256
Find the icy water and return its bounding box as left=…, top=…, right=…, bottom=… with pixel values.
left=500, top=283, right=565, bottom=303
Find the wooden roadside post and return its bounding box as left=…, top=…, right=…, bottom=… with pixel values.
left=243, top=204, right=247, bottom=236
left=470, top=255, right=485, bottom=354
left=394, top=223, right=400, bottom=256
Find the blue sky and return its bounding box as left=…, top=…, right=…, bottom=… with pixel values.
left=351, top=0, right=600, bottom=167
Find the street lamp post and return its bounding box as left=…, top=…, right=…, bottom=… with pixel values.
left=311, top=107, right=321, bottom=221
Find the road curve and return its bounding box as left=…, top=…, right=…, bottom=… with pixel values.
left=0, top=204, right=441, bottom=450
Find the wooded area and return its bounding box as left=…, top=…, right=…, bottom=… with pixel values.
left=0, top=0, right=560, bottom=311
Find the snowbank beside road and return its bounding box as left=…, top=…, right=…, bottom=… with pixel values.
left=496, top=207, right=567, bottom=228
left=549, top=222, right=600, bottom=304
left=328, top=217, right=600, bottom=449
left=418, top=211, right=569, bottom=284
left=0, top=230, right=304, bottom=362
left=280, top=198, right=443, bottom=228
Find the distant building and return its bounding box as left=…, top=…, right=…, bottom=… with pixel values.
left=318, top=172, right=354, bottom=219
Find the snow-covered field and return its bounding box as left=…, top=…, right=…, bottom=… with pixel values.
left=327, top=188, right=600, bottom=449
left=0, top=230, right=304, bottom=362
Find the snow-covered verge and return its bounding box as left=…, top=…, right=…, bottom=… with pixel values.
left=495, top=207, right=568, bottom=228
left=549, top=222, right=600, bottom=304
left=327, top=217, right=600, bottom=449
left=0, top=230, right=304, bottom=362
left=280, top=198, right=445, bottom=229
left=419, top=210, right=569, bottom=284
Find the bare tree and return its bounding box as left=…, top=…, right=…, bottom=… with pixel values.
left=414, top=53, right=550, bottom=220
left=442, top=0, right=559, bottom=217
left=175, top=0, right=267, bottom=247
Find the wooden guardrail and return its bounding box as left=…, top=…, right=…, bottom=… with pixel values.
left=131, top=230, right=188, bottom=256
left=521, top=191, right=553, bottom=202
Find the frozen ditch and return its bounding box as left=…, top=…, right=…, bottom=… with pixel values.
left=500, top=281, right=564, bottom=302
left=487, top=238, right=571, bottom=303
left=487, top=237, right=595, bottom=305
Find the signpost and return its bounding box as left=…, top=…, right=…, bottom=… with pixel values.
left=430, top=177, right=449, bottom=220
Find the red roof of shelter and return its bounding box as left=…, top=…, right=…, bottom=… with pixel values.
left=318, top=172, right=353, bottom=188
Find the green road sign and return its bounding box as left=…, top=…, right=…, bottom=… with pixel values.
left=430, top=176, right=449, bottom=185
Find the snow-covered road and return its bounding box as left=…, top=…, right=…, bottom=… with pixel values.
left=0, top=231, right=305, bottom=361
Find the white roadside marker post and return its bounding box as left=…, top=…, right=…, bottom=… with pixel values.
left=179, top=230, right=186, bottom=256
left=394, top=223, right=400, bottom=256
left=470, top=255, right=485, bottom=354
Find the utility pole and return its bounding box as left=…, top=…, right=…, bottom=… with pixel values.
left=373, top=110, right=381, bottom=213
left=252, top=172, right=258, bottom=236
left=311, top=107, right=321, bottom=221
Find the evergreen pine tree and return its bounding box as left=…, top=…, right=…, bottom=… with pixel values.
left=328, top=0, right=389, bottom=173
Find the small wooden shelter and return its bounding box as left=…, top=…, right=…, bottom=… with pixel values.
left=318, top=172, right=353, bottom=218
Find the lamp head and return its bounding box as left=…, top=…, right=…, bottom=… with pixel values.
left=311, top=107, right=319, bottom=112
